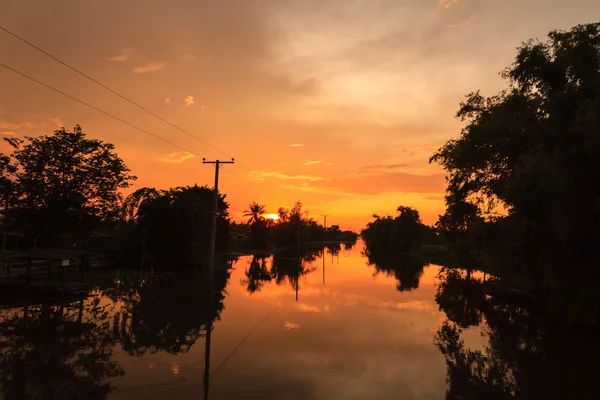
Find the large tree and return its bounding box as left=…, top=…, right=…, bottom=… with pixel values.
left=3, top=125, right=135, bottom=246
left=125, top=185, right=230, bottom=269
left=430, top=23, right=600, bottom=320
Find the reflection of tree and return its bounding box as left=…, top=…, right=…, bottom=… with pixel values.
left=435, top=321, right=517, bottom=400
left=241, top=255, right=271, bottom=294
left=435, top=267, right=484, bottom=329
left=326, top=243, right=341, bottom=257
left=0, top=297, right=123, bottom=399
left=270, top=249, right=319, bottom=299
left=364, top=246, right=427, bottom=292
left=104, top=269, right=229, bottom=355
left=435, top=268, right=600, bottom=399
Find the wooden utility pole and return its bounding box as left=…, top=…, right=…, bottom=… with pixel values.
left=203, top=158, right=234, bottom=277
left=322, top=214, right=329, bottom=230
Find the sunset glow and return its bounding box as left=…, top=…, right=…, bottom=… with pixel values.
left=263, top=213, right=280, bottom=221
left=1, top=1, right=598, bottom=230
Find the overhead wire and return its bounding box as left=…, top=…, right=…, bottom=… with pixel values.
left=0, top=25, right=250, bottom=170
left=0, top=62, right=199, bottom=156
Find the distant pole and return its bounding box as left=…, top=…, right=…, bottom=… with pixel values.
left=203, top=158, right=235, bottom=278
left=321, top=214, right=329, bottom=242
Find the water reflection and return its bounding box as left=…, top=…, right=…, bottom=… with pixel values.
left=0, top=268, right=228, bottom=399
left=0, top=296, right=123, bottom=399
left=2, top=243, right=598, bottom=399
left=363, top=246, right=428, bottom=292
left=434, top=267, right=600, bottom=399
left=103, top=270, right=229, bottom=355
left=241, top=248, right=321, bottom=299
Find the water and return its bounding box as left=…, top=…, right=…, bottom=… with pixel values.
left=1, top=241, right=598, bottom=399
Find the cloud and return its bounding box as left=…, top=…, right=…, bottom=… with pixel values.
left=165, top=97, right=171, bottom=105
left=248, top=170, right=324, bottom=182
left=444, top=14, right=476, bottom=29
left=183, top=96, right=195, bottom=107
left=290, top=143, right=305, bottom=147
left=302, top=159, right=321, bottom=165
left=50, top=117, right=63, bottom=128
left=438, top=0, right=459, bottom=9
left=0, top=118, right=34, bottom=131
left=108, top=49, right=132, bottom=62
left=132, top=61, right=166, bottom=74
left=159, top=151, right=197, bottom=163
left=280, top=184, right=348, bottom=196
left=182, top=53, right=194, bottom=61
left=358, top=163, right=409, bottom=172
left=1, top=131, right=16, bottom=135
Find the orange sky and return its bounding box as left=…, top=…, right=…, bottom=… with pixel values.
left=1, top=0, right=599, bottom=230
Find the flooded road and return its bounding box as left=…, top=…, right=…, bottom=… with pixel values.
left=107, top=243, right=467, bottom=399
left=2, top=241, right=598, bottom=399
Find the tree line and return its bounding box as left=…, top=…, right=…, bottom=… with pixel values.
left=0, top=128, right=356, bottom=271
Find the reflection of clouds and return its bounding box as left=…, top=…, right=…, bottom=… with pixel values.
left=295, top=303, right=319, bottom=313
left=284, top=321, right=299, bottom=330
left=378, top=300, right=432, bottom=311
left=170, top=361, right=180, bottom=375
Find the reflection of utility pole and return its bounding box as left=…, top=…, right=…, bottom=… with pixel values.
left=203, top=319, right=212, bottom=400
left=296, top=257, right=300, bottom=301
left=203, top=158, right=234, bottom=277
left=322, top=248, right=325, bottom=285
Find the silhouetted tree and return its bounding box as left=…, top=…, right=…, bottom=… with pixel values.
left=3, top=126, right=136, bottom=247
left=125, top=185, right=230, bottom=270
left=243, top=202, right=266, bottom=225
left=430, top=22, right=600, bottom=322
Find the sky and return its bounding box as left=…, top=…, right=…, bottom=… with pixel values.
left=1, top=0, right=599, bottom=230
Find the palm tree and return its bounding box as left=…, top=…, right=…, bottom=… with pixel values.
left=243, top=202, right=266, bottom=225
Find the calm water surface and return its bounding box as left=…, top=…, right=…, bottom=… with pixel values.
left=110, top=243, right=466, bottom=399
left=1, top=241, right=598, bottom=399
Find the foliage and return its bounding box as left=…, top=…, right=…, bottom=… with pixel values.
left=361, top=206, right=429, bottom=252
left=235, top=200, right=358, bottom=251
left=124, top=185, right=230, bottom=270
left=430, top=23, right=600, bottom=322
left=1, top=126, right=136, bottom=247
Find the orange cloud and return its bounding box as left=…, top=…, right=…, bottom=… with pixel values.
left=183, top=96, right=195, bottom=107
left=1, top=131, right=16, bottom=135
left=438, top=0, right=459, bottom=9
left=0, top=118, right=34, bottom=130
left=302, top=159, right=321, bottom=165
left=108, top=49, right=132, bottom=62
left=159, top=151, right=197, bottom=163
left=248, top=171, right=325, bottom=182
left=132, top=61, right=166, bottom=74
left=290, top=144, right=305, bottom=147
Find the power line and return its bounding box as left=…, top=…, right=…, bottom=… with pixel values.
left=0, top=25, right=247, bottom=168
left=0, top=62, right=199, bottom=156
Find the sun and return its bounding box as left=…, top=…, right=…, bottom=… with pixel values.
left=263, top=213, right=279, bottom=221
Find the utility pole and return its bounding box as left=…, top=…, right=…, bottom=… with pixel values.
left=203, top=158, right=234, bottom=278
